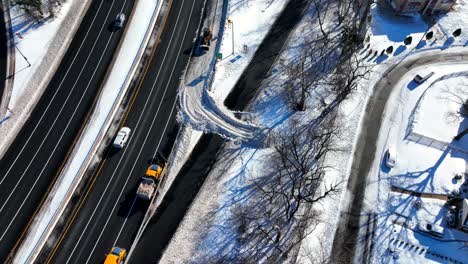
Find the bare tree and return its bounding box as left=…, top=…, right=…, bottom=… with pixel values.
left=260, top=117, right=342, bottom=221
left=336, top=0, right=355, bottom=26
left=328, top=54, right=371, bottom=103
left=281, top=39, right=336, bottom=111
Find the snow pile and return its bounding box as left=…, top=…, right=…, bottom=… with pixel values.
left=179, top=87, right=262, bottom=141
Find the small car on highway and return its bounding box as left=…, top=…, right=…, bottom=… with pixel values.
left=104, top=246, right=126, bottom=264
left=113, top=127, right=131, bottom=149
left=417, top=222, right=444, bottom=238
left=384, top=147, right=396, bottom=168
left=414, top=71, right=434, bottom=84
left=114, top=13, right=126, bottom=29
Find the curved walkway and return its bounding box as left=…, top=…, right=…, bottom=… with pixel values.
left=180, top=85, right=260, bottom=140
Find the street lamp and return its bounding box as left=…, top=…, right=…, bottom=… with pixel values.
left=228, top=19, right=234, bottom=56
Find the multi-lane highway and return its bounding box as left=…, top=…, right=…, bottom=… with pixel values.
left=44, top=0, right=205, bottom=263
left=0, top=0, right=134, bottom=261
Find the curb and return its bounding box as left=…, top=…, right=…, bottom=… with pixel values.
left=12, top=0, right=164, bottom=262
left=0, top=0, right=15, bottom=118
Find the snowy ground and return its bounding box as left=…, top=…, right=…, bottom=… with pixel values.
left=0, top=0, right=90, bottom=158
left=12, top=1, right=162, bottom=262
left=162, top=0, right=468, bottom=263
left=8, top=1, right=72, bottom=109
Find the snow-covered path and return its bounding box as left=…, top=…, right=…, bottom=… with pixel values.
left=180, top=83, right=261, bottom=141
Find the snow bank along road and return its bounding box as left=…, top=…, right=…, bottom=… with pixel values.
left=0, top=0, right=134, bottom=261
left=331, top=49, right=468, bottom=264
left=43, top=0, right=206, bottom=263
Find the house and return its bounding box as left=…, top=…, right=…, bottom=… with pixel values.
left=387, top=0, right=457, bottom=13
left=458, top=199, right=468, bottom=233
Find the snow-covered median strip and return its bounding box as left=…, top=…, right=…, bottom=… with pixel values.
left=13, top=1, right=162, bottom=263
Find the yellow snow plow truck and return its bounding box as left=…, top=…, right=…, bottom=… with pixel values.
left=136, top=164, right=163, bottom=200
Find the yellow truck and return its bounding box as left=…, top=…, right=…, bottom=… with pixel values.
left=104, top=247, right=126, bottom=264
left=136, top=164, right=163, bottom=200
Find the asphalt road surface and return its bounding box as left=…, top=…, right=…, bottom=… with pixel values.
left=44, top=0, right=206, bottom=263
left=0, top=0, right=134, bottom=261
left=330, top=50, right=468, bottom=263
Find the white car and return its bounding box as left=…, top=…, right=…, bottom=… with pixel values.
left=417, top=222, right=444, bottom=238
left=113, top=127, right=131, bottom=149
left=413, top=71, right=434, bottom=84
left=115, top=13, right=126, bottom=29
left=384, top=147, right=396, bottom=168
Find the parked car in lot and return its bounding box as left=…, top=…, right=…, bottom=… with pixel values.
left=417, top=222, right=444, bottom=238
left=414, top=71, right=434, bottom=84
left=114, top=13, right=126, bottom=29
left=384, top=147, right=396, bottom=168
left=104, top=247, right=126, bottom=264
left=113, top=127, right=131, bottom=149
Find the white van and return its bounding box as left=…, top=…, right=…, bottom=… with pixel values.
left=113, top=127, right=131, bottom=149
